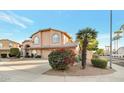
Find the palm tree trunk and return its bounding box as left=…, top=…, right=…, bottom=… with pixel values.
left=79, top=44, right=82, bottom=54
left=82, top=38, right=88, bottom=69
left=114, top=40, right=116, bottom=51
left=117, top=39, right=118, bottom=50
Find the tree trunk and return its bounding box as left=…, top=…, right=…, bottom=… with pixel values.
left=81, top=38, right=88, bottom=69
left=117, top=39, right=118, bottom=53
left=79, top=44, right=82, bottom=54
left=114, top=40, right=116, bottom=52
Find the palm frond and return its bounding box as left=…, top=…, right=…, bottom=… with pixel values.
left=76, top=27, right=98, bottom=41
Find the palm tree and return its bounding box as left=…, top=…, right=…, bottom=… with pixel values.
left=120, top=24, right=124, bottom=45
left=113, top=35, right=122, bottom=52
left=76, top=27, right=97, bottom=69
left=114, top=30, right=123, bottom=50
left=120, top=24, right=124, bottom=31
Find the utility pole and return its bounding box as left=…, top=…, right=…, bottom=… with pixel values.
left=110, top=10, right=112, bottom=69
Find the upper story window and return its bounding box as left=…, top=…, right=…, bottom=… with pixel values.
left=9, top=43, right=13, bottom=48
left=52, top=34, right=60, bottom=43
left=0, top=43, right=3, bottom=48
left=34, top=36, right=40, bottom=44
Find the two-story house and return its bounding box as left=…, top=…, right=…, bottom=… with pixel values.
left=22, top=28, right=78, bottom=59
left=0, top=39, right=20, bottom=57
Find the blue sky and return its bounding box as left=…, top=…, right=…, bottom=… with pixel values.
left=0, top=10, right=124, bottom=49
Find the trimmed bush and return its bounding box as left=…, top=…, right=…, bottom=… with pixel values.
left=9, top=48, right=20, bottom=58
left=48, top=48, right=76, bottom=70
left=35, top=55, right=41, bottom=58
left=91, top=58, right=108, bottom=68
left=75, top=55, right=81, bottom=63
left=16, top=52, right=21, bottom=58
left=1, top=54, right=7, bottom=58
left=92, top=54, right=99, bottom=59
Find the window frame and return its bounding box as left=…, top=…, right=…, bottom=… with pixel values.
left=33, top=36, right=40, bottom=45
left=52, top=34, right=60, bottom=44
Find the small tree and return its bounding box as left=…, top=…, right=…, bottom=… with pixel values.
left=96, top=49, right=104, bottom=55
left=9, top=48, right=20, bottom=58
left=76, top=27, right=97, bottom=69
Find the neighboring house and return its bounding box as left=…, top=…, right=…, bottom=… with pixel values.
left=104, top=46, right=110, bottom=56
left=112, top=47, right=124, bottom=58
left=22, top=28, right=78, bottom=59
left=0, top=39, right=20, bottom=57
left=21, top=40, right=31, bottom=57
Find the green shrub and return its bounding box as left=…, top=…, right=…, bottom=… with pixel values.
left=92, top=54, right=99, bottom=59
left=35, top=55, right=41, bottom=58
left=9, top=48, right=20, bottom=58
left=75, top=55, right=81, bottom=63
left=31, top=53, right=34, bottom=58
left=48, top=48, right=76, bottom=70
left=1, top=54, right=7, bottom=58
left=16, top=52, right=21, bottom=58
left=91, top=58, right=108, bottom=68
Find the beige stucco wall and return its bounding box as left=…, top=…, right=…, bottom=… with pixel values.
left=22, top=29, right=77, bottom=58
left=0, top=39, right=20, bottom=57
left=41, top=47, right=77, bottom=59
left=0, top=40, right=8, bottom=48
left=22, top=41, right=31, bottom=49
left=31, top=32, right=42, bottom=48
left=36, top=50, right=42, bottom=55
left=63, top=34, right=69, bottom=44
left=0, top=40, right=19, bottom=49
left=41, top=30, right=63, bottom=47
left=30, top=49, right=42, bottom=55
left=41, top=30, right=50, bottom=47
left=31, top=29, right=72, bottom=48
left=42, top=49, right=52, bottom=59
left=22, top=40, right=31, bottom=56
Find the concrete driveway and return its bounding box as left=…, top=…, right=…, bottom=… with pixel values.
left=0, top=59, right=124, bottom=82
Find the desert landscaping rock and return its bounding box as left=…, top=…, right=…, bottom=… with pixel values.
left=43, top=63, right=115, bottom=76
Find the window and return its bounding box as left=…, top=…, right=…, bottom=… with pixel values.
left=52, top=34, right=60, bottom=43
left=34, top=36, right=40, bottom=44
left=9, top=43, right=13, bottom=48
left=0, top=43, right=3, bottom=48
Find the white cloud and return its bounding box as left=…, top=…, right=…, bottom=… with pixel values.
left=0, top=12, right=13, bottom=24
left=12, top=17, right=27, bottom=28
left=0, top=11, right=34, bottom=29
left=7, top=11, right=34, bottom=24
left=19, top=16, right=34, bottom=24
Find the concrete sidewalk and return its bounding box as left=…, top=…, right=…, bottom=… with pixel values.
left=0, top=60, right=124, bottom=82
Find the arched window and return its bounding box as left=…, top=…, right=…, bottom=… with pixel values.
left=0, top=43, right=3, bottom=48
left=9, top=43, right=13, bottom=48
left=52, top=34, right=60, bottom=43
left=34, top=36, right=40, bottom=44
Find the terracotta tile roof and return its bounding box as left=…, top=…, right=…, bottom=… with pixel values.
left=30, top=28, right=72, bottom=39
left=22, top=40, right=31, bottom=44
left=0, top=39, right=20, bottom=45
